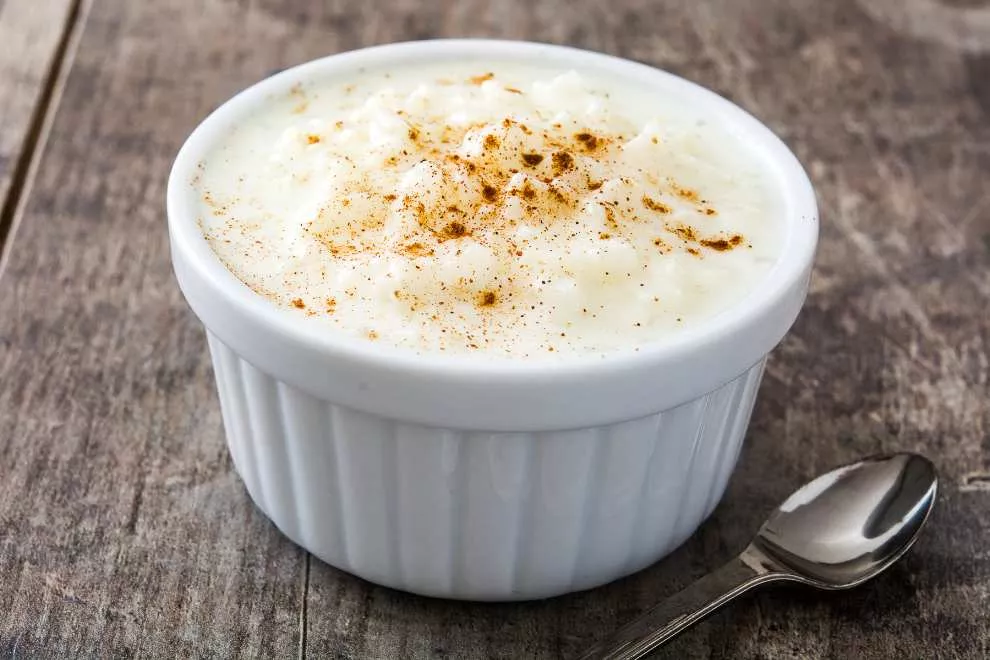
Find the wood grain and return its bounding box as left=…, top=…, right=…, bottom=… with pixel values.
left=0, top=0, right=78, bottom=254
left=0, top=0, right=307, bottom=656
left=0, top=0, right=987, bottom=658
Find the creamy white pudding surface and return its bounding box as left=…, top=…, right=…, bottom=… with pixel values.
left=196, top=63, right=784, bottom=357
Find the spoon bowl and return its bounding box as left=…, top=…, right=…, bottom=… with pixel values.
left=754, top=453, right=937, bottom=589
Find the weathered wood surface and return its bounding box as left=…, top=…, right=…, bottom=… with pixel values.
left=0, top=0, right=78, bottom=254
left=0, top=0, right=987, bottom=658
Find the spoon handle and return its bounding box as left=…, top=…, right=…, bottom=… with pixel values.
left=576, top=546, right=784, bottom=660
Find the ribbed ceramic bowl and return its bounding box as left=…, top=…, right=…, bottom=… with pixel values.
left=167, top=40, right=818, bottom=601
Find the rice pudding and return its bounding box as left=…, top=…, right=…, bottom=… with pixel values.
left=195, top=63, right=783, bottom=357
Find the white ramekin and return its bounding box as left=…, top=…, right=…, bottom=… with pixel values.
left=167, top=40, right=818, bottom=601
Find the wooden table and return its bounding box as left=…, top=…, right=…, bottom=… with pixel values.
left=0, top=0, right=987, bottom=657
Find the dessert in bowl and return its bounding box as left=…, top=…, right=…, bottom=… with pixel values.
left=167, top=40, right=818, bottom=601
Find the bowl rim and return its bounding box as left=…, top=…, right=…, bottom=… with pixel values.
left=167, top=39, right=818, bottom=429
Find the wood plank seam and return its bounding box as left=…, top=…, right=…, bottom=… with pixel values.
left=0, top=0, right=86, bottom=275
left=299, top=553, right=310, bottom=660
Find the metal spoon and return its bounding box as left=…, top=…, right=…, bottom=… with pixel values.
left=577, top=452, right=938, bottom=660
